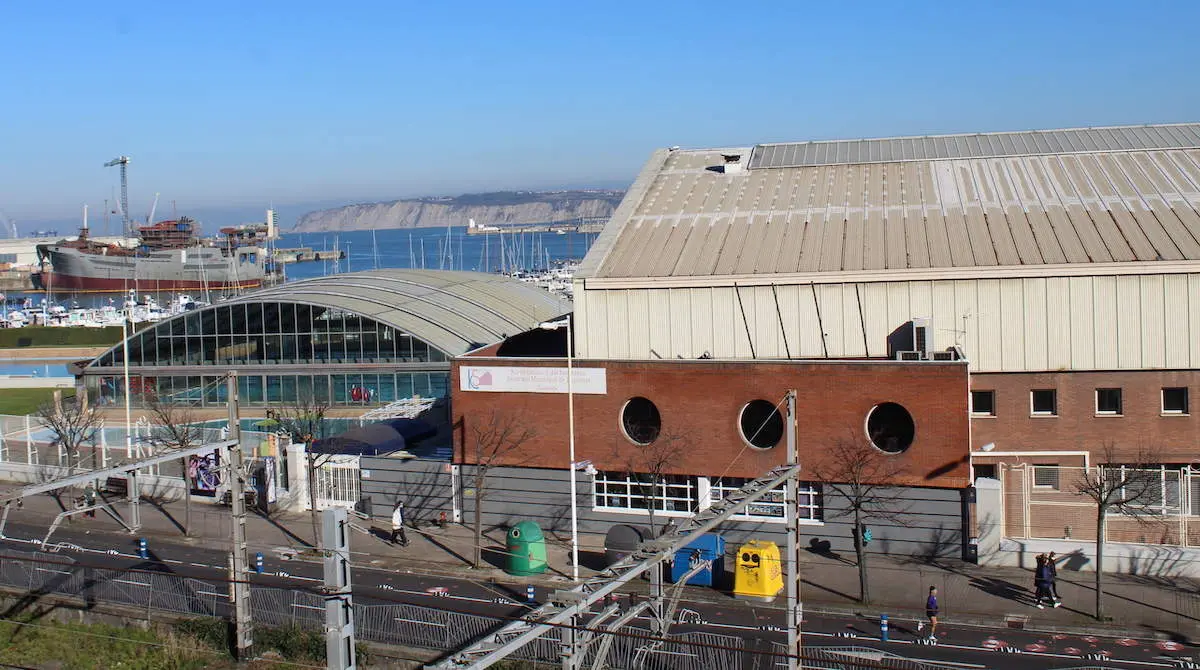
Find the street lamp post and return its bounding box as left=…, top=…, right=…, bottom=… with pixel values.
left=541, top=317, right=579, bottom=581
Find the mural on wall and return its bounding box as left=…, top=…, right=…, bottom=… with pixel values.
left=188, top=450, right=222, bottom=495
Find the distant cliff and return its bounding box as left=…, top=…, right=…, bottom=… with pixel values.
left=292, top=190, right=625, bottom=232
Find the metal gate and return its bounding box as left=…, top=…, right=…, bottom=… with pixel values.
left=314, top=455, right=360, bottom=509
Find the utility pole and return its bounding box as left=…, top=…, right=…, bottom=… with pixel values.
left=226, top=372, right=253, bottom=659
left=323, top=507, right=357, bottom=670
left=784, top=389, right=802, bottom=670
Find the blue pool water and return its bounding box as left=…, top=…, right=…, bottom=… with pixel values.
left=0, top=360, right=72, bottom=377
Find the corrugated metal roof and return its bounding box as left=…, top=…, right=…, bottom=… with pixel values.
left=227, top=269, right=571, bottom=355
left=750, top=124, right=1200, bottom=169
left=585, top=124, right=1200, bottom=279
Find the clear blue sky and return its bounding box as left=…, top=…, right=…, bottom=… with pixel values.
left=2, top=0, right=1198, bottom=221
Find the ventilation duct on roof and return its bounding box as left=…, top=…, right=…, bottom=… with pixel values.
left=720, top=153, right=744, bottom=175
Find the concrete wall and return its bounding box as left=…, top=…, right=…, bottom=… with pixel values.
left=574, top=273, right=1200, bottom=374
left=359, top=455, right=455, bottom=524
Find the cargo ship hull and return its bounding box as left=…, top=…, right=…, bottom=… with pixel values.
left=34, top=245, right=267, bottom=293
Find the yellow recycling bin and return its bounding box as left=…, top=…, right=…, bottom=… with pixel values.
left=733, top=540, right=783, bottom=602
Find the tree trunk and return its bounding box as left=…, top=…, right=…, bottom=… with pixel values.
left=647, top=479, right=658, bottom=538
left=1095, top=507, right=1106, bottom=620
left=854, top=509, right=870, bottom=604
left=307, top=451, right=321, bottom=548
left=473, top=471, right=484, bottom=569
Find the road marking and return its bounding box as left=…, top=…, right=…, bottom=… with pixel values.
left=35, top=567, right=71, bottom=575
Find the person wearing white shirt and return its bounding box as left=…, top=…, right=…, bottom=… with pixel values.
left=390, top=501, right=408, bottom=546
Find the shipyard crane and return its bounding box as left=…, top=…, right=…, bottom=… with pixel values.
left=104, top=156, right=130, bottom=236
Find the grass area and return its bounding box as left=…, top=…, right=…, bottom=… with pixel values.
left=0, top=326, right=124, bottom=348
left=0, top=387, right=75, bottom=415
left=0, top=616, right=370, bottom=669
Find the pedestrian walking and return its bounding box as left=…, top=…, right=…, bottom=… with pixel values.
left=1046, top=551, right=1062, bottom=607
left=1034, top=554, right=1050, bottom=608
left=390, top=501, right=409, bottom=546
left=83, top=482, right=97, bottom=518
left=924, top=586, right=939, bottom=641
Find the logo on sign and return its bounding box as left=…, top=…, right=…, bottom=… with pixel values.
left=467, top=369, right=494, bottom=390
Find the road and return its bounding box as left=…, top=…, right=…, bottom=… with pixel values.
left=0, top=518, right=1194, bottom=670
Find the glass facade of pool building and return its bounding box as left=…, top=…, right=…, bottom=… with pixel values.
left=80, top=270, right=572, bottom=408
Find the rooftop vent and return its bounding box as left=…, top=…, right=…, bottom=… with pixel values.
left=721, top=153, right=744, bottom=175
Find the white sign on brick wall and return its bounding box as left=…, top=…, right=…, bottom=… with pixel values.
left=459, top=366, right=607, bottom=394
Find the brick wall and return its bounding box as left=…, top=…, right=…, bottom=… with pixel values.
left=451, top=358, right=971, bottom=488
left=971, top=370, right=1200, bottom=463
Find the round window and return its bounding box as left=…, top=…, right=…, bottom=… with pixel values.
left=739, top=399, right=784, bottom=450
left=621, top=397, right=661, bottom=445
left=865, top=402, right=916, bottom=454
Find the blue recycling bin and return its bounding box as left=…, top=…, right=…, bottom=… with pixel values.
left=670, top=533, right=725, bottom=587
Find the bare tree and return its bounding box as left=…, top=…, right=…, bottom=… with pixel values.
left=142, top=391, right=207, bottom=535
left=276, top=393, right=331, bottom=547
left=810, top=437, right=910, bottom=604
left=1073, top=443, right=1164, bottom=620
left=37, top=392, right=102, bottom=485
left=466, top=410, right=535, bottom=569
left=612, top=430, right=689, bottom=538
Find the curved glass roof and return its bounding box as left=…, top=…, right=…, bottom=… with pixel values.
left=86, top=269, right=572, bottom=368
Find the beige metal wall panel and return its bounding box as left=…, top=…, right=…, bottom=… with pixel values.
left=730, top=286, right=754, bottom=359
left=626, top=290, right=651, bottom=360
left=1115, top=276, right=1142, bottom=369
left=885, top=282, right=913, bottom=350
left=817, top=284, right=847, bottom=358
left=954, top=281, right=981, bottom=365
left=585, top=289, right=608, bottom=357
left=669, top=288, right=694, bottom=358
left=690, top=287, right=715, bottom=358
left=840, top=284, right=868, bottom=357
left=1190, top=274, right=1200, bottom=365
left=711, top=287, right=737, bottom=357
left=1068, top=276, right=1096, bottom=369
left=646, top=289, right=673, bottom=359
left=930, top=282, right=958, bottom=354
left=975, top=280, right=1002, bottom=370
left=1162, top=274, right=1190, bottom=367
left=1022, top=278, right=1048, bottom=370
left=753, top=286, right=780, bottom=357
left=1045, top=277, right=1072, bottom=369
left=1092, top=276, right=1118, bottom=368
left=786, top=284, right=816, bottom=356
left=573, top=287, right=592, bottom=358
left=864, top=283, right=891, bottom=358
left=603, top=291, right=629, bottom=359
left=999, top=279, right=1025, bottom=370
left=909, top=280, right=933, bottom=323
left=1139, top=275, right=1166, bottom=368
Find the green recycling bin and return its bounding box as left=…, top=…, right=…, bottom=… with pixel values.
left=505, top=521, right=547, bottom=576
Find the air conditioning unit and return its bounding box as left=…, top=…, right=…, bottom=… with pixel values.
left=911, top=317, right=931, bottom=355
left=895, top=351, right=923, bottom=361
left=930, top=350, right=957, bottom=361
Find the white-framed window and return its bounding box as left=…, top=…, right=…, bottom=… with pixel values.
left=710, top=477, right=823, bottom=523
left=970, top=390, right=995, bottom=416
left=1095, top=388, right=1123, bottom=415
left=1032, top=465, right=1060, bottom=490
left=1030, top=389, right=1057, bottom=416
left=593, top=471, right=698, bottom=516
left=1162, top=387, right=1189, bottom=415
left=1103, top=464, right=1183, bottom=514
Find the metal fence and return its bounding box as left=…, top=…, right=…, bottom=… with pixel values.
left=1000, top=463, right=1200, bottom=547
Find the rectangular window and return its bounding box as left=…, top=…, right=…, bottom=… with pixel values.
left=710, top=477, right=823, bottom=522
left=1162, top=387, right=1189, bottom=415
left=1031, top=389, right=1057, bottom=416
left=1096, top=388, right=1122, bottom=415
left=1032, top=465, right=1060, bottom=490
left=593, top=471, right=698, bottom=515
left=970, top=390, right=995, bottom=416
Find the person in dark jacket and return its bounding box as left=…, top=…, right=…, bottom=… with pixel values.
left=1046, top=551, right=1062, bottom=607
left=1033, top=554, right=1050, bottom=609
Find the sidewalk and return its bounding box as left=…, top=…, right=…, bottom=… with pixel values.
left=5, top=489, right=1198, bottom=640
